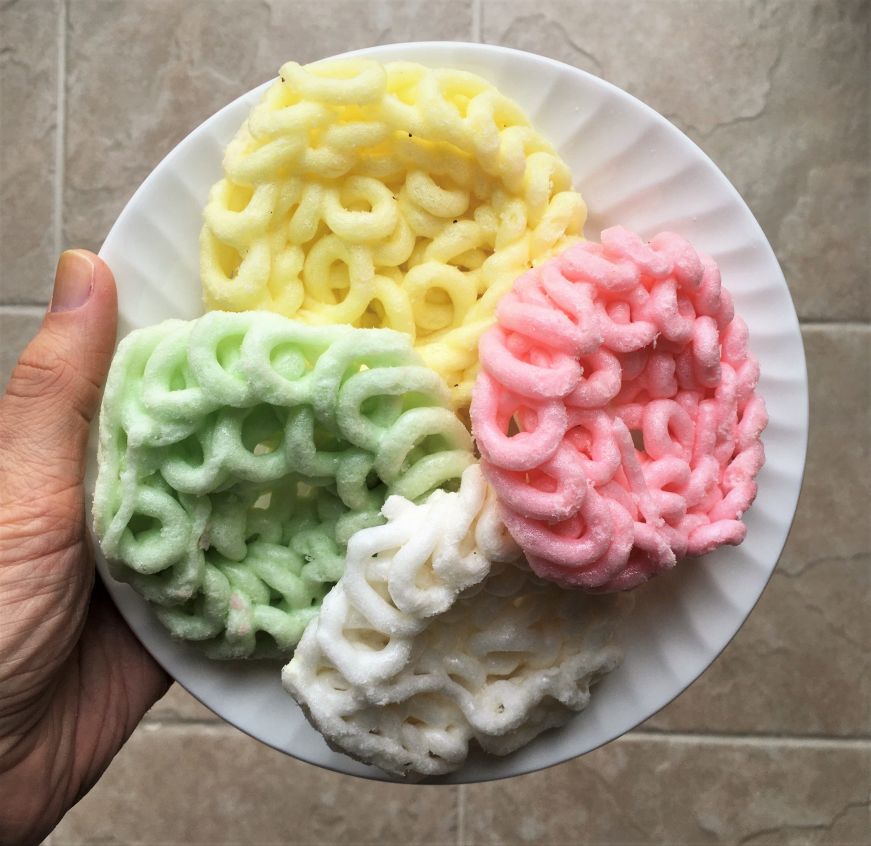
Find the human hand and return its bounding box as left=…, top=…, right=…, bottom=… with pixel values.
left=0, top=252, right=169, bottom=846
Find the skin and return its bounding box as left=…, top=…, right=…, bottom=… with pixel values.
left=0, top=252, right=169, bottom=846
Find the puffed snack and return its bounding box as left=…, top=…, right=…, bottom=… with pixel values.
left=93, top=311, right=474, bottom=658
left=283, top=465, right=628, bottom=778
left=471, top=226, right=768, bottom=591
left=200, top=58, right=587, bottom=406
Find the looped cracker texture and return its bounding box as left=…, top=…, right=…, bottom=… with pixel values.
left=93, top=311, right=474, bottom=658
left=283, top=464, right=628, bottom=779
left=200, top=58, right=587, bottom=407
left=471, top=226, right=768, bottom=592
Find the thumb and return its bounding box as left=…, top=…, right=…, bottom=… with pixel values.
left=1, top=250, right=117, bottom=501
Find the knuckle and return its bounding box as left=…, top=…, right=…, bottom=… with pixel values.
left=9, top=349, right=79, bottom=400
left=1, top=335, right=102, bottom=434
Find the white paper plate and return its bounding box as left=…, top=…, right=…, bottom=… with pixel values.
left=91, top=41, right=807, bottom=783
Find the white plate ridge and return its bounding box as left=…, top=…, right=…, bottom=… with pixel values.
left=91, top=41, right=808, bottom=783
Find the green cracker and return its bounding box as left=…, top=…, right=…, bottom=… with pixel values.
left=94, top=311, right=474, bottom=658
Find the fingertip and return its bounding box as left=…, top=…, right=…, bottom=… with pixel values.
left=69, top=249, right=117, bottom=314
left=47, top=249, right=115, bottom=318
left=79, top=249, right=116, bottom=288
left=89, top=252, right=118, bottom=330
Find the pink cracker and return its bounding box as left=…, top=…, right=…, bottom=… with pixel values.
left=470, top=225, right=768, bottom=592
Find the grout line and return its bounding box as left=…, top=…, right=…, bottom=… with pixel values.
left=141, top=716, right=221, bottom=727
left=456, top=783, right=466, bottom=846
left=139, top=720, right=229, bottom=732
left=624, top=729, right=871, bottom=750
left=801, top=320, right=870, bottom=330
left=0, top=303, right=48, bottom=313
left=472, top=0, right=482, bottom=42
left=53, top=0, right=67, bottom=258
left=139, top=719, right=871, bottom=750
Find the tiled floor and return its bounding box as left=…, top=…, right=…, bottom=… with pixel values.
left=1, top=1, right=868, bottom=844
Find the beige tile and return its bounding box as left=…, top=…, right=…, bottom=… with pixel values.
left=0, top=0, right=60, bottom=304
left=646, top=327, right=871, bottom=736
left=0, top=307, right=45, bottom=392
left=52, top=723, right=458, bottom=845
left=64, top=0, right=474, bottom=252
left=145, top=682, right=220, bottom=722
left=463, top=735, right=871, bottom=845
left=484, top=0, right=782, bottom=131
left=482, top=0, right=870, bottom=321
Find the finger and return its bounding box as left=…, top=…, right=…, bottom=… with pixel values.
left=0, top=250, right=117, bottom=499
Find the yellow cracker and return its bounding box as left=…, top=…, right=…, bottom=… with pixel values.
left=201, top=59, right=586, bottom=406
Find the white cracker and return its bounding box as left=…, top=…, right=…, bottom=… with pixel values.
left=283, top=465, right=630, bottom=778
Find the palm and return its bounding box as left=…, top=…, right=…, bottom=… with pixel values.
left=0, top=470, right=168, bottom=842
